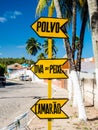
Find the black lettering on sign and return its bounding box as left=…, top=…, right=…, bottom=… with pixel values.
left=36, top=21, right=60, bottom=33
left=34, top=65, right=44, bottom=73
left=51, top=22, right=56, bottom=32
left=55, top=23, right=60, bottom=33
left=49, top=65, right=62, bottom=73
left=53, top=102, right=61, bottom=114
left=46, top=22, right=50, bottom=32
left=35, top=103, right=38, bottom=114
left=46, top=103, right=52, bottom=114
left=45, top=67, right=49, bottom=70
left=35, top=102, right=61, bottom=114
left=41, top=22, right=46, bottom=32
left=38, top=103, right=42, bottom=114
left=37, top=21, right=41, bottom=31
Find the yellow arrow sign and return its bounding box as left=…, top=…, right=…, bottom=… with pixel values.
left=31, top=59, right=68, bottom=79
left=31, top=17, right=68, bottom=38
left=31, top=98, right=69, bottom=119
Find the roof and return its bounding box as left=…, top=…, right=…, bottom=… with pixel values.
left=62, top=57, right=95, bottom=73
left=62, top=60, right=70, bottom=70
left=7, top=63, right=23, bottom=70
left=22, top=63, right=29, bottom=67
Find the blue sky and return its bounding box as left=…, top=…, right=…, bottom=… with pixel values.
left=0, top=0, right=94, bottom=61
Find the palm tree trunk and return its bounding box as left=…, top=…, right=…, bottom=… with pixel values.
left=53, top=0, right=62, bottom=18
left=87, top=0, right=98, bottom=109
left=72, top=0, right=77, bottom=60
left=54, top=0, right=87, bottom=121
left=87, top=0, right=98, bottom=86
left=54, top=0, right=75, bottom=100
left=54, top=0, right=75, bottom=70
left=76, top=1, right=88, bottom=71
left=70, top=70, right=87, bottom=120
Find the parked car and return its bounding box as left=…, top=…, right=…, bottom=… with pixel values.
left=19, top=75, right=32, bottom=81
left=0, top=75, right=6, bottom=87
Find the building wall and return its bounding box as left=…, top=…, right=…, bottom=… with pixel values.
left=8, top=68, right=42, bottom=82
left=81, top=78, right=96, bottom=106
left=8, top=68, right=26, bottom=79
left=52, top=72, right=97, bottom=108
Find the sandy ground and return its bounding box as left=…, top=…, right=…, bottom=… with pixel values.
left=29, top=101, right=98, bottom=130
left=29, top=103, right=98, bottom=130
left=0, top=80, right=98, bottom=130
left=28, top=85, right=98, bottom=130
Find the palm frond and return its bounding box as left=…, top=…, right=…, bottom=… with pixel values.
left=36, top=0, right=48, bottom=16
left=26, top=37, right=41, bottom=56
left=79, top=0, right=85, bottom=7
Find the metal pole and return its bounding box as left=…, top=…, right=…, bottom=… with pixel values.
left=48, top=38, right=52, bottom=130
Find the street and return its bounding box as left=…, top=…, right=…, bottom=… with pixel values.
left=0, top=80, right=48, bottom=129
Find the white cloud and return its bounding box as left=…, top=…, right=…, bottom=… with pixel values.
left=4, top=10, right=22, bottom=19
left=14, top=11, right=22, bottom=16
left=17, top=45, right=26, bottom=48
left=0, top=10, right=22, bottom=23
left=0, top=17, right=7, bottom=23
left=0, top=52, right=2, bottom=55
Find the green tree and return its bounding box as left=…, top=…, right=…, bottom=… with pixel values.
left=42, top=39, right=58, bottom=58
left=26, top=37, right=41, bottom=59
left=0, top=64, right=5, bottom=76
left=37, top=53, right=46, bottom=60
left=20, top=57, right=26, bottom=64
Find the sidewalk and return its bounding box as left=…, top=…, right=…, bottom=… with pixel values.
left=28, top=83, right=98, bottom=130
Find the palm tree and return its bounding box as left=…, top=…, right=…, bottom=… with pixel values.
left=86, top=0, right=98, bottom=109
left=59, top=0, right=89, bottom=71
left=55, top=0, right=87, bottom=120
left=72, top=0, right=77, bottom=61
left=37, top=53, right=46, bottom=60
left=76, top=0, right=89, bottom=71
left=26, top=37, right=41, bottom=58
left=59, top=0, right=89, bottom=108
left=42, top=39, right=58, bottom=58
left=20, top=57, right=26, bottom=64
left=86, top=0, right=98, bottom=86
left=36, top=0, right=48, bottom=16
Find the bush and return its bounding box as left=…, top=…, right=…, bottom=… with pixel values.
left=0, top=64, right=5, bottom=76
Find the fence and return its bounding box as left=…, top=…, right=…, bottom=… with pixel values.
left=1, top=112, right=29, bottom=130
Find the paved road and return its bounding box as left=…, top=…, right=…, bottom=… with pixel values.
left=0, top=80, right=48, bottom=129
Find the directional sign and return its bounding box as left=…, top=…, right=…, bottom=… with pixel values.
left=31, top=98, right=69, bottom=119
left=31, top=59, right=68, bottom=79
left=31, top=17, right=68, bottom=38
